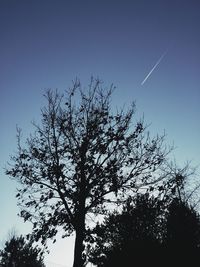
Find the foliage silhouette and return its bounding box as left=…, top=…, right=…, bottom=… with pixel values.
left=89, top=193, right=166, bottom=266
left=89, top=191, right=200, bottom=267
left=165, top=198, right=200, bottom=249
left=163, top=198, right=200, bottom=266
left=0, top=234, right=45, bottom=267
left=6, top=78, right=171, bottom=267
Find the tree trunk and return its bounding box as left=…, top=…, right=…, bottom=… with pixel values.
left=73, top=225, right=85, bottom=267
left=73, top=152, right=87, bottom=267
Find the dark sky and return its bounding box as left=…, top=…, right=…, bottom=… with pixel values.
left=0, top=1, right=200, bottom=266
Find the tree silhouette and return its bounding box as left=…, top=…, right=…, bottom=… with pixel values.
left=165, top=198, right=200, bottom=249
left=6, top=78, right=170, bottom=267
left=89, top=193, right=166, bottom=266
left=89, top=189, right=200, bottom=266
left=0, top=234, right=45, bottom=267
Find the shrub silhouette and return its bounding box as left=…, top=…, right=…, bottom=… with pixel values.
left=0, top=234, right=45, bottom=267
left=89, top=194, right=200, bottom=267
left=165, top=198, right=200, bottom=249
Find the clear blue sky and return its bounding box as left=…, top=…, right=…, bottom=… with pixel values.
left=0, top=1, right=199, bottom=266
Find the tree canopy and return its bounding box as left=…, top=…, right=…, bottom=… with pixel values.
left=89, top=192, right=200, bottom=267
left=6, top=78, right=172, bottom=267
left=0, top=234, right=45, bottom=267
left=89, top=193, right=165, bottom=266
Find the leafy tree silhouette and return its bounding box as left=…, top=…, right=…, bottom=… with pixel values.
left=165, top=198, right=200, bottom=249
left=0, top=234, right=45, bottom=267
left=6, top=78, right=171, bottom=267
left=89, top=193, right=166, bottom=266
left=162, top=198, right=200, bottom=265
left=89, top=192, right=200, bottom=266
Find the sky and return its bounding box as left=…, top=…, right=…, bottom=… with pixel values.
left=0, top=0, right=199, bottom=266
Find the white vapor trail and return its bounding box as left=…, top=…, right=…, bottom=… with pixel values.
left=141, top=50, right=168, bottom=86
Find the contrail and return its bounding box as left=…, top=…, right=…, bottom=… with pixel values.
left=141, top=50, right=168, bottom=86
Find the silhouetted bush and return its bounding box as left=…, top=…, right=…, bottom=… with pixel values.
left=89, top=194, right=200, bottom=267
left=165, top=198, right=200, bottom=249
left=0, top=234, right=45, bottom=267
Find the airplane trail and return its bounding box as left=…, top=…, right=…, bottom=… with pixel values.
left=141, top=50, right=168, bottom=86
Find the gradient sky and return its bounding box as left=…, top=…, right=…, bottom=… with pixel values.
left=0, top=1, right=199, bottom=266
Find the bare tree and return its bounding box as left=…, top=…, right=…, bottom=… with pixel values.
left=159, top=161, right=199, bottom=205
left=6, top=78, right=170, bottom=267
